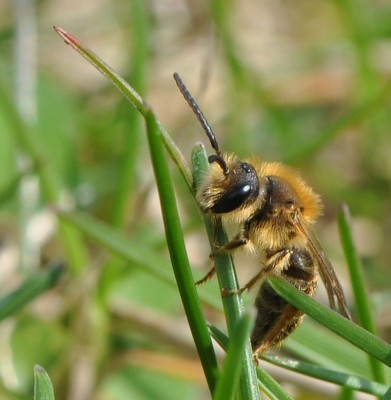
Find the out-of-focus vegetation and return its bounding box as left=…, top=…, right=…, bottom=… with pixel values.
left=1, top=1, right=391, bottom=399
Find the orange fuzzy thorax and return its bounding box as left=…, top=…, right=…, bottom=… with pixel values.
left=249, top=158, right=323, bottom=223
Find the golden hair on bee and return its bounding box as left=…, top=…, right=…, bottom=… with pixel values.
left=253, top=159, right=323, bottom=223
left=198, top=155, right=322, bottom=224
left=174, top=72, right=351, bottom=357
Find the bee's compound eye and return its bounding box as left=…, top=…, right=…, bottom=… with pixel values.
left=210, top=182, right=254, bottom=213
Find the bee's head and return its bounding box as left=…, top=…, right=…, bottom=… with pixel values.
left=198, top=155, right=260, bottom=214
left=174, top=73, right=263, bottom=216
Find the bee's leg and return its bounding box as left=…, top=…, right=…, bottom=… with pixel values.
left=195, top=265, right=216, bottom=285
left=221, top=268, right=268, bottom=296
left=252, top=354, right=260, bottom=366
left=210, top=220, right=251, bottom=258
left=222, top=248, right=291, bottom=296
left=212, top=216, right=222, bottom=247
left=210, top=235, right=248, bottom=258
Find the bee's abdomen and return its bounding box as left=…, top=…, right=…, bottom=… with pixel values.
left=251, top=282, right=301, bottom=354
left=251, top=248, right=317, bottom=355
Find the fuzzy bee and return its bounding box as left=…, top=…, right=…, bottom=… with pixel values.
left=174, top=73, right=351, bottom=356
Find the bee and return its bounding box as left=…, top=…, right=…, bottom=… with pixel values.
left=173, top=73, right=352, bottom=356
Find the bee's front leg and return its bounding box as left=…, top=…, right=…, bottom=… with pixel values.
left=210, top=220, right=251, bottom=258
left=209, top=234, right=248, bottom=258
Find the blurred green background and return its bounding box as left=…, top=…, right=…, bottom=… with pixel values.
left=1, top=0, right=391, bottom=399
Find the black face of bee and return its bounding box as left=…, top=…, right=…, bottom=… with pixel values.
left=209, top=161, right=260, bottom=213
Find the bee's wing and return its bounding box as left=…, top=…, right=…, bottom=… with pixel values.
left=295, top=215, right=352, bottom=320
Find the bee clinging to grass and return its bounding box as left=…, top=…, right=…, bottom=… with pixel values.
left=173, top=73, right=351, bottom=356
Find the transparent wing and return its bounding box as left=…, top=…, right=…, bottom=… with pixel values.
left=295, top=214, right=352, bottom=320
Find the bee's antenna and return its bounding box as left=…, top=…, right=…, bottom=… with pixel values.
left=173, top=73, right=229, bottom=175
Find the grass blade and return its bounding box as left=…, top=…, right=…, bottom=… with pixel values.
left=380, top=385, right=391, bottom=400
left=110, top=0, right=149, bottom=228
left=0, top=262, right=64, bottom=321
left=286, top=320, right=370, bottom=376
left=338, top=204, right=387, bottom=383
left=209, top=323, right=293, bottom=400
left=34, top=365, right=55, bottom=400
left=53, top=26, right=192, bottom=190
left=268, top=277, right=391, bottom=368
left=263, top=354, right=388, bottom=396
left=145, top=110, right=219, bottom=393
left=213, top=313, right=253, bottom=400
left=0, top=76, right=88, bottom=276
left=57, top=209, right=221, bottom=311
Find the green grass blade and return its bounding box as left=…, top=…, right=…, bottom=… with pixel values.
left=338, top=387, right=354, bottom=400
left=54, top=27, right=147, bottom=114
left=380, top=385, right=391, bottom=400
left=34, top=365, right=55, bottom=400
left=192, top=143, right=261, bottom=400
left=338, top=204, right=387, bottom=383
left=0, top=168, right=33, bottom=205
left=58, top=210, right=173, bottom=283
left=263, top=354, right=388, bottom=396
left=213, top=313, right=253, bottom=400
left=192, top=143, right=243, bottom=323
left=57, top=209, right=221, bottom=310
left=255, top=368, right=294, bottom=400
left=145, top=110, right=219, bottom=393
left=0, top=78, right=88, bottom=276
left=0, top=262, right=64, bottom=321
left=286, top=320, right=370, bottom=376
left=268, top=277, right=391, bottom=367
left=110, top=0, right=149, bottom=228
left=209, top=324, right=293, bottom=400
left=53, top=27, right=192, bottom=191
left=213, top=317, right=385, bottom=397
